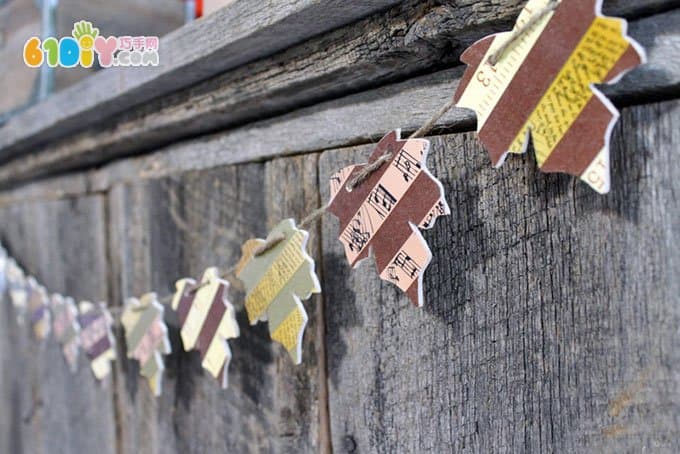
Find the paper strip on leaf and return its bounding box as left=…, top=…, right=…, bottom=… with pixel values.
left=327, top=130, right=449, bottom=307
left=235, top=219, right=321, bottom=364
left=454, top=0, right=645, bottom=193
left=78, top=301, right=116, bottom=380
left=171, top=267, right=239, bottom=388
left=122, top=293, right=171, bottom=396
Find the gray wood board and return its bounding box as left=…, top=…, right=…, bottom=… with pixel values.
left=318, top=99, right=680, bottom=452
left=0, top=0, right=403, bottom=159
left=0, top=195, right=116, bottom=454
left=0, top=0, right=677, bottom=186
left=107, top=154, right=329, bottom=453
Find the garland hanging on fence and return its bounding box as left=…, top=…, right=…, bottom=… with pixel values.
left=0, top=0, right=644, bottom=396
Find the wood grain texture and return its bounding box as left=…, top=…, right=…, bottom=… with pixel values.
left=0, top=0, right=403, bottom=159
left=1, top=5, right=677, bottom=189
left=1, top=1, right=677, bottom=186
left=318, top=99, right=680, bottom=452
left=0, top=195, right=116, bottom=454
left=108, top=155, right=329, bottom=453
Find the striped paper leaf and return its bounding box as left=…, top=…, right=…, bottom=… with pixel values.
left=454, top=0, right=645, bottom=193
left=122, top=293, right=170, bottom=396
left=171, top=267, right=239, bottom=388
left=78, top=301, right=116, bottom=380
left=51, top=294, right=81, bottom=372
left=236, top=219, right=321, bottom=364
left=327, top=130, right=449, bottom=307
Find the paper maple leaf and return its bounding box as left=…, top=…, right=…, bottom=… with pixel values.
left=327, top=130, right=450, bottom=307
left=171, top=267, right=239, bottom=388
left=26, top=276, right=51, bottom=341
left=78, top=301, right=116, bottom=380
left=235, top=219, right=321, bottom=364
left=122, top=293, right=171, bottom=396
left=454, top=0, right=645, bottom=193
left=51, top=294, right=81, bottom=372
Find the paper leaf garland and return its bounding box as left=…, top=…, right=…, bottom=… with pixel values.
left=235, top=219, right=321, bottom=364
left=78, top=301, right=116, bottom=380
left=6, top=259, right=28, bottom=325
left=171, top=267, right=239, bottom=388
left=327, top=130, right=449, bottom=307
left=26, top=277, right=51, bottom=340
left=454, top=0, right=645, bottom=193
left=51, top=294, right=81, bottom=372
left=122, top=293, right=171, bottom=396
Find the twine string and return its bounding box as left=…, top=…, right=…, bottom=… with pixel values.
left=345, top=149, right=395, bottom=192
left=253, top=232, right=286, bottom=257
left=409, top=98, right=457, bottom=140
left=299, top=204, right=330, bottom=230
left=113, top=77, right=464, bottom=311
left=486, top=0, right=560, bottom=66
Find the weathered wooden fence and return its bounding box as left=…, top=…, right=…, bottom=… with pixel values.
left=0, top=1, right=678, bottom=452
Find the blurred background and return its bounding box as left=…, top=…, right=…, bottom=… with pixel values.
left=0, top=0, right=234, bottom=119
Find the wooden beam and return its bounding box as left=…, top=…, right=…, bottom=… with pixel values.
left=0, top=0, right=676, bottom=180
left=0, top=0, right=403, bottom=159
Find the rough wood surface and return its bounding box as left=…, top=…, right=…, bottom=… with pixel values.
left=0, top=2, right=678, bottom=452
left=0, top=195, right=116, bottom=454
left=319, top=99, right=680, bottom=453
left=0, top=0, right=403, bottom=158
left=1, top=1, right=677, bottom=186
left=107, top=154, right=329, bottom=453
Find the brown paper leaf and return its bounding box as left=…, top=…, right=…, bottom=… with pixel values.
left=327, top=130, right=449, bottom=307
left=454, top=0, right=645, bottom=193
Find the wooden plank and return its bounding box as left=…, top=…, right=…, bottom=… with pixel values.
left=318, top=99, right=680, bottom=452
left=0, top=0, right=40, bottom=114
left=82, top=7, right=679, bottom=191
left=0, top=195, right=116, bottom=454
left=108, top=155, right=329, bottom=453
left=1, top=1, right=677, bottom=186
left=0, top=0, right=403, bottom=159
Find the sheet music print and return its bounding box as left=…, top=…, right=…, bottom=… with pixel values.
left=51, top=294, right=80, bottom=372
left=236, top=219, right=321, bottom=364
left=27, top=277, right=51, bottom=340
left=122, top=293, right=171, bottom=396
left=78, top=301, right=116, bottom=380
left=171, top=267, right=239, bottom=388
left=393, top=148, right=421, bottom=182
left=454, top=0, right=645, bottom=193
left=328, top=130, right=450, bottom=306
